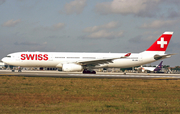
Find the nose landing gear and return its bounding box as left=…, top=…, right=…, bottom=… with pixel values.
left=11, top=66, right=22, bottom=72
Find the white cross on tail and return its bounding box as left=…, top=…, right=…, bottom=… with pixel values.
left=157, top=37, right=167, bottom=48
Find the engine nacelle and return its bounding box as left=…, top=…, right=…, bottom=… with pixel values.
left=62, top=63, right=83, bottom=72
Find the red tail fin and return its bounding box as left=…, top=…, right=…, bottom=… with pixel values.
left=146, top=32, right=173, bottom=51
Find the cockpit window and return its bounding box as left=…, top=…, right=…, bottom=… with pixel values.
left=6, top=56, right=11, bottom=58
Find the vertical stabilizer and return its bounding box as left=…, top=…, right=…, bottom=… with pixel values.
left=154, top=61, right=163, bottom=72
left=146, top=32, right=173, bottom=52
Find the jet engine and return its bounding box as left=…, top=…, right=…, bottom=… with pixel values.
left=62, top=63, right=83, bottom=72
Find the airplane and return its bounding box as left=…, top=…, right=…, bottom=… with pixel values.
left=1, top=31, right=175, bottom=74
left=136, top=61, right=163, bottom=73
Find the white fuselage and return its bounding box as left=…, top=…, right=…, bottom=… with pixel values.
left=137, top=67, right=156, bottom=72
left=1, top=51, right=159, bottom=69
left=142, top=67, right=156, bottom=71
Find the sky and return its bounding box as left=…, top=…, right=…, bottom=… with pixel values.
left=0, top=0, right=180, bottom=67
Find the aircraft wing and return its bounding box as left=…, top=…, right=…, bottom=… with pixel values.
left=154, top=53, right=177, bottom=60
left=76, top=53, right=131, bottom=66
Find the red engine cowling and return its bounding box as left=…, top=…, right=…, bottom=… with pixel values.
left=62, top=63, right=83, bottom=72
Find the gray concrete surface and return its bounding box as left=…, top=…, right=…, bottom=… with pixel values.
left=0, top=70, right=180, bottom=79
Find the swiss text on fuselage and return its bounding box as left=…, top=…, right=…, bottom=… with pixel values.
left=21, top=54, right=48, bottom=61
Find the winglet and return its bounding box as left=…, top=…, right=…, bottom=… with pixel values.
left=121, top=53, right=131, bottom=58
left=125, top=53, right=131, bottom=57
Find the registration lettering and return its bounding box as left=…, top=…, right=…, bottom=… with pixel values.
left=21, top=54, right=48, bottom=61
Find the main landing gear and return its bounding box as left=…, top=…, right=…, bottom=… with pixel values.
left=83, top=69, right=96, bottom=74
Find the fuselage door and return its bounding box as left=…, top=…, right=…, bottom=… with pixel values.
left=138, top=54, right=143, bottom=62
left=48, top=54, right=53, bottom=61
left=16, top=54, right=20, bottom=61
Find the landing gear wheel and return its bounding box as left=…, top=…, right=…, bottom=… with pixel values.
left=83, top=69, right=96, bottom=74
left=92, top=71, right=96, bottom=74
left=83, top=69, right=88, bottom=73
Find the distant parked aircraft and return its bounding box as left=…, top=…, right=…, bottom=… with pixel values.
left=137, top=61, right=163, bottom=73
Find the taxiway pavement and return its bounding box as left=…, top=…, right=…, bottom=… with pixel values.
left=0, top=70, right=180, bottom=79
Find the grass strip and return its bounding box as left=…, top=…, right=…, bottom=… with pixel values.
left=0, top=76, right=180, bottom=113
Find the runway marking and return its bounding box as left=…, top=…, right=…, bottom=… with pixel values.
left=68, top=74, right=179, bottom=79
left=0, top=70, right=180, bottom=79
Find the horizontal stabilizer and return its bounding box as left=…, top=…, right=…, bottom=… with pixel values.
left=154, top=53, right=177, bottom=60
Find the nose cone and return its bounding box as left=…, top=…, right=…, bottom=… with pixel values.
left=1, top=57, right=6, bottom=63
left=1, top=57, right=9, bottom=64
